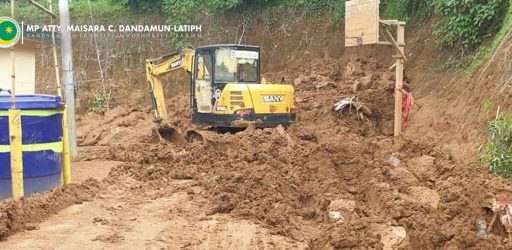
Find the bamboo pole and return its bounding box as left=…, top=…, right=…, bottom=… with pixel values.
left=9, top=0, right=25, bottom=201
left=27, top=0, right=56, bottom=18
left=48, top=0, right=62, bottom=97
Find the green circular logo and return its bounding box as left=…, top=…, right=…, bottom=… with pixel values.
left=0, top=16, right=20, bottom=48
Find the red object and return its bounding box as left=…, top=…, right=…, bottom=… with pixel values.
left=290, top=107, right=297, bottom=114
left=401, top=90, right=414, bottom=130
left=236, top=109, right=252, bottom=116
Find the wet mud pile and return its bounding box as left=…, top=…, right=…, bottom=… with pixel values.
left=0, top=179, right=100, bottom=239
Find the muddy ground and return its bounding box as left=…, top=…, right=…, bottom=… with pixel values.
left=1, top=57, right=511, bottom=249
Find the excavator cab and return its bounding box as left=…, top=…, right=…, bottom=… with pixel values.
left=190, top=45, right=295, bottom=128
left=191, top=45, right=260, bottom=114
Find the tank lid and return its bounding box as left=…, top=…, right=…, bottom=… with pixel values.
left=0, top=94, right=65, bottom=110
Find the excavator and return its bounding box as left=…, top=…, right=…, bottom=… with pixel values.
left=145, top=44, right=296, bottom=141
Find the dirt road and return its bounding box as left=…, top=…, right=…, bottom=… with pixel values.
left=0, top=163, right=304, bottom=249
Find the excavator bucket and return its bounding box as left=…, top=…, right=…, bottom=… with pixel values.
left=157, top=125, right=205, bottom=144
left=185, top=129, right=204, bottom=143
left=157, top=125, right=184, bottom=144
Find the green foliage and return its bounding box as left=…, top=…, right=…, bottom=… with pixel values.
left=381, top=0, right=406, bottom=19
left=160, top=0, right=345, bottom=24
left=0, top=1, right=50, bottom=22
left=432, top=0, right=508, bottom=51
left=482, top=100, right=494, bottom=112
left=0, top=0, right=131, bottom=22
left=480, top=109, right=512, bottom=178
left=381, top=0, right=431, bottom=20
left=467, top=0, right=512, bottom=73
left=303, top=0, right=346, bottom=23
left=89, top=87, right=113, bottom=113
left=119, top=0, right=162, bottom=11
left=70, top=0, right=131, bottom=20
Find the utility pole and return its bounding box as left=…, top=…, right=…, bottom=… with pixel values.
left=59, top=0, right=77, bottom=157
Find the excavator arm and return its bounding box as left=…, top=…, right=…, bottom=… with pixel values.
left=145, top=46, right=195, bottom=123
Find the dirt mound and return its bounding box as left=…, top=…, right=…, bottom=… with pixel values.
left=267, top=57, right=398, bottom=137
left=94, top=57, right=512, bottom=248
left=0, top=179, right=100, bottom=240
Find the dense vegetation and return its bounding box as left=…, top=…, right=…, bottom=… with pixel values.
left=433, top=0, right=507, bottom=51
left=2, top=0, right=509, bottom=53
left=122, top=0, right=509, bottom=52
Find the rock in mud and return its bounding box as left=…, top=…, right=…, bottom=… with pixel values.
left=328, top=211, right=345, bottom=222
left=328, top=198, right=357, bottom=212
left=388, top=153, right=401, bottom=167
left=371, top=224, right=408, bottom=250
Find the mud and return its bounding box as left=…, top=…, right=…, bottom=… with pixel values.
left=0, top=179, right=100, bottom=240
left=1, top=57, right=512, bottom=248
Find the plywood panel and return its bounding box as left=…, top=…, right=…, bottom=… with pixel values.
left=345, top=0, right=380, bottom=47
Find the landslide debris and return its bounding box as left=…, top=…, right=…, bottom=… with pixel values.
left=3, top=57, right=511, bottom=249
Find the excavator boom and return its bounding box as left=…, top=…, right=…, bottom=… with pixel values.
left=145, top=46, right=194, bottom=123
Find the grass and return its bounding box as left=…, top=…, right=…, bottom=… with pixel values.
left=466, top=0, right=512, bottom=74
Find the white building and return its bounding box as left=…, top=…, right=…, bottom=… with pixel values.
left=0, top=25, right=58, bottom=94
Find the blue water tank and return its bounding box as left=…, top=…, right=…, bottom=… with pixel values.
left=0, top=94, right=65, bottom=200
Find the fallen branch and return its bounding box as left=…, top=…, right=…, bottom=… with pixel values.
left=333, top=97, right=372, bottom=120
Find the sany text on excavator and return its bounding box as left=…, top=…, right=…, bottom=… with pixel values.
left=145, top=44, right=296, bottom=141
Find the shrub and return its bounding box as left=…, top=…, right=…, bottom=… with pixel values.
left=89, top=87, right=113, bottom=113
left=480, top=110, right=512, bottom=178
left=432, top=0, right=508, bottom=51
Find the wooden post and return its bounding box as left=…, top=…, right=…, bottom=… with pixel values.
left=394, top=23, right=405, bottom=137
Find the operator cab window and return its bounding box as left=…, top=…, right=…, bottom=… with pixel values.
left=215, top=48, right=258, bottom=83
left=196, top=52, right=212, bottom=81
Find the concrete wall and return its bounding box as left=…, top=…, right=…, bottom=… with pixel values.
left=0, top=40, right=36, bottom=94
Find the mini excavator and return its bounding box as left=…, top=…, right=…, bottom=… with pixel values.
left=145, top=44, right=296, bottom=141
